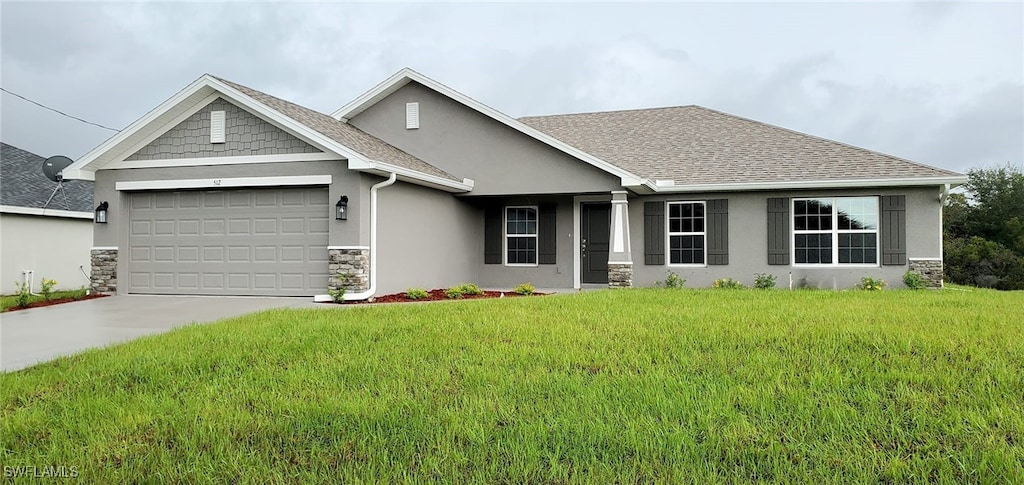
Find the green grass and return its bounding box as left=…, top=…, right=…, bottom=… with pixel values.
left=1, top=288, right=89, bottom=312
left=2, top=289, right=1022, bottom=483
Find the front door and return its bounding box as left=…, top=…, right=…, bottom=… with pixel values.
left=581, top=203, right=611, bottom=284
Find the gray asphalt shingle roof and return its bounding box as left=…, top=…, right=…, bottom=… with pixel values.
left=213, top=76, right=460, bottom=182
left=519, top=105, right=961, bottom=185
left=1, top=143, right=93, bottom=212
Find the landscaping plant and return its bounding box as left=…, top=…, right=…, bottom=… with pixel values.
left=713, top=277, right=745, bottom=289
left=406, top=288, right=429, bottom=300
left=327, top=286, right=346, bottom=303
left=903, top=271, right=929, bottom=290
left=660, top=272, right=686, bottom=289
left=753, top=273, right=777, bottom=289
left=444, top=287, right=465, bottom=299
left=14, top=281, right=31, bottom=308
left=858, top=277, right=887, bottom=291
left=513, top=282, right=536, bottom=295
left=40, top=278, right=57, bottom=301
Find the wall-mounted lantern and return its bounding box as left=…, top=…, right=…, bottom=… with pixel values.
left=336, top=195, right=349, bottom=221
left=95, top=201, right=109, bottom=224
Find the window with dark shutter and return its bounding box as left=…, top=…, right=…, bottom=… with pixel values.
left=644, top=201, right=665, bottom=265
left=767, top=197, right=790, bottom=265
left=538, top=204, right=557, bottom=264
left=706, top=199, right=729, bottom=265
left=880, top=195, right=906, bottom=265
left=484, top=205, right=502, bottom=264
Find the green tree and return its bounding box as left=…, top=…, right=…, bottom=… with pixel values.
left=944, top=163, right=1024, bottom=290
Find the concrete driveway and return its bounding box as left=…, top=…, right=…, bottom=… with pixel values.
left=1, top=295, right=323, bottom=372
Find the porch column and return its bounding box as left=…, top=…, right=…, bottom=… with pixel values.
left=608, top=191, right=633, bottom=288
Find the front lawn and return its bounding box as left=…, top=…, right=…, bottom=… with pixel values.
left=2, top=288, right=1022, bottom=482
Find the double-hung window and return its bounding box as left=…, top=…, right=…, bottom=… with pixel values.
left=505, top=206, right=537, bottom=265
left=793, top=197, right=878, bottom=265
left=668, top=201, right=705, bottom=265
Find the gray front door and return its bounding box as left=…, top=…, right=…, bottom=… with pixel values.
left=127, top=186, right=329, bottom=296
left=581, top=203, right=611, bottom=284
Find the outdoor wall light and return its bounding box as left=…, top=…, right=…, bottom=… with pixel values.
left=336, top=195, right=349, bottom=221
left=95, top=201, right=109, bottom=224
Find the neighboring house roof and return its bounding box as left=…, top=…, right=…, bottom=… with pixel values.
left=520, top=106, right=964, bottom=191
left=1, top=143, right=94, bottom=215
left=211, top=77, right=460, bottom=183
left=64, top=74, right=471, bottom=192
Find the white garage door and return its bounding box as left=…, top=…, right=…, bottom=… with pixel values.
left=127, top=187, right=329, bottom=296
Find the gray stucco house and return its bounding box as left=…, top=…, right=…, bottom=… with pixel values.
left=63, top=68, right=964, bottom=299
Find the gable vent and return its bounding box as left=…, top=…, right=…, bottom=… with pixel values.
left=210, top=110, right=226, bottom=143
left=406, top=102, right=419, bottom=129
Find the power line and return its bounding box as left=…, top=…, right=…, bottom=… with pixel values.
left=1, top=87, right=121, bottom=132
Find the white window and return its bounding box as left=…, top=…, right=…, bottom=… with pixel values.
left=505, top=206, right=537, bottom=265
left=793, top=197, right=879, bottom=265
left=406, top=102, right=419, bottom=129
left=210, top=110, right=226, bottom=143
left=667, top=201, right=705, bottom=265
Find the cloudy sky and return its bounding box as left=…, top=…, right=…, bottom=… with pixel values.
left=2, top=1, right=1021, bottom=174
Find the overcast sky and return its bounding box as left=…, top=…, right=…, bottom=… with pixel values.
left=2, top=1, right=1021, bottom=175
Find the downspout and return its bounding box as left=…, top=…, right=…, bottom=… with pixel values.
left=315, top=172, right=398, bottom=302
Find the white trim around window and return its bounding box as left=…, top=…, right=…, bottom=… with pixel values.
left=791, top=196, right=880, bottom=267
left=504, top=205, right=539, bottom=267
left=666, top=200, right=707, bottom=267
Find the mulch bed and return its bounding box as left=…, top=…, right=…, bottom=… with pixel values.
left=4, top=293, right=109, bottom=313
left=343, top=289, right=544, bottom=304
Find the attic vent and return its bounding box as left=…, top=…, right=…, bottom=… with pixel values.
left=406, top=102, right=419, bottom=129
left=210, top=110, right=226, bottom=143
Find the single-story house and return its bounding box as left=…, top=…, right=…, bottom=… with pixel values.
left=62, top=68, right=964, bottom=299
left=1, top=143, right=95, bottom=294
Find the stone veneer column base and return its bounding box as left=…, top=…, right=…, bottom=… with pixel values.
left=328, top=248, right=370, bottom=291
left=608, top=263, right=633, bottom=288
left=91, top=249, right=118, bottom=294
left=908, top=259, right=944, bottom=288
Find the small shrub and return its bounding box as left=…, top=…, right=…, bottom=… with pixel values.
left=14, top=281, right=31, bottom=308
left=903, top=271, right=929, bottom=290
left=753, top=273, right=777, bottom=289
left=659, top=272, right=686, bottom=289
left=445, top=287, right=465, bottom=299
left=40, top=278, right=57, bottom=301
left=514, top=282, right=536, bottom=295
left=327, top=286, right=346, bottom=303
left=406, top=288, right=429, bottom=300
left=857, top=277, right=886, bottom=291
left=713, top=278, right=745, bottom=289
left=452, top=283, right=484, bottom=296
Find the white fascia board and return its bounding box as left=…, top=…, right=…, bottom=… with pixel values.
left=351, top=159, right=474, bottom=193
left=102, top=152, right=343, bottom=170
left=203, top=78, right=373, bottom=166
left=66, top=75, right=217, bottom=176
left=0, top=205, right=94, bottom=219
left=331, top=68, right=644, bottom=185
left=651, top=176, right=969, bottom=193
left=115, top=175, right=332, bottom=191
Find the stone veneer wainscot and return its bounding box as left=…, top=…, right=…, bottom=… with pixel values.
left=91, top=248, right=118, bottom=294
left=328, top=248, right=370, bottom=292
left=608, top=263, right=633, bottom=288
left=908, top=258, right=944, bottom=288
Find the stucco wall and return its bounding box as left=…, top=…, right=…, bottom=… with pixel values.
left=475, top=196, right=577, bottom=289
left=348, top=82, right=621, bottom=196
left=374, top=178, right=479, bottom=294
left=127, top=97, right=321, bottom=160
left=1, top=214, right=93, bottom=294
left=628, top=186, right=943, bottom=289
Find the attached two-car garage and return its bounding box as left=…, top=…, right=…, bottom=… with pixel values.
left=126, top=186, right=329, bottom=296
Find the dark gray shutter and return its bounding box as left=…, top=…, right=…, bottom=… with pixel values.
left=767, top=197, right=790, bottom=265
left=706, top=199, right=729, bottom=265
left=881, top=195, right=906, bottom=265
left=538, top=204, right=556, bottom=265
left=484, top=205, right=502, bottom=264
left=644, top=201, right=665, bottom=265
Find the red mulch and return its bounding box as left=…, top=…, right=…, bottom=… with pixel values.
left=4, top=293, right=109, bottom=312
left=342, top=289, right=544, bottom=304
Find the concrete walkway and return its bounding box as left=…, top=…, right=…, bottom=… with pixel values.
left=1, top=295, right=322, bottom=372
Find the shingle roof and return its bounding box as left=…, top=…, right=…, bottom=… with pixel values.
left=213, top=76, right=459, bottom=182
left=1, top=143, right=93, bottom=212
left=519, top=105, right=961, bottom=185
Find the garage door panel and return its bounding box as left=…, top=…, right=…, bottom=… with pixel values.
left=128, top=186, right=328, bottom=296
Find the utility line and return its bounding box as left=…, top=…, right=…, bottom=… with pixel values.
left=1, top=87, right=121, bottom=132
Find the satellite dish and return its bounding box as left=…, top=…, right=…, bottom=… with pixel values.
left=42, top=155, right=74, bottom=182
